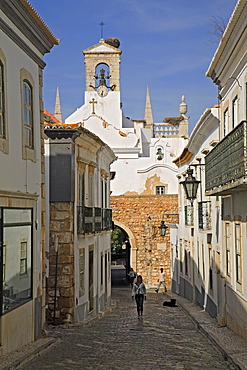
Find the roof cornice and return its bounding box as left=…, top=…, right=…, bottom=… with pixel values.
left=0, top=0, right=59, bottom=55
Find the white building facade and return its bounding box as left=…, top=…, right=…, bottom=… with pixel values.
left=172, top=0, right=247, bottom=340
left=0, top=0, right=58, bottom=355
left=172, top=107, right=221, bottom=318
left=205, top=0, right=247, bottom=339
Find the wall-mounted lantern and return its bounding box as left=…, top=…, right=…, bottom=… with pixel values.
left=180, top=167, right=201, bottom=204
left=158, top=221, right=168, bottom=236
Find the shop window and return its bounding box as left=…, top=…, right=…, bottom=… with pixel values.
left=1, top=208, right=32, bottom=315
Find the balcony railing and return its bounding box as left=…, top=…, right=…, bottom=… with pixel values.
left=205, top=120, right=247, bottom=194
left=198, top=201, right=211, bottom=230
left=185, top=205, right=194, bottom=226
left=77, top=206, right=112, bottom=234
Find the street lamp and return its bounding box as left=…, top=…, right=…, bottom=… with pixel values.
left=180, top=167, right=201, bottom=204
left=158, top=221, right=168, bottom=236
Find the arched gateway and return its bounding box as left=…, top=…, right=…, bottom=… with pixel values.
left=112, top=220, right=137, bottom=272
left=111, top=194, right=178, bottom=288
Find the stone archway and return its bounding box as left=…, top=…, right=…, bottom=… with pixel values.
left=111, top=194, right=178, bottom=288
left=113, top=220, right=137, bottom=272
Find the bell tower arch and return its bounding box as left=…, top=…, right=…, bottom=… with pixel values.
left=83, top=38, right=122, bottom=92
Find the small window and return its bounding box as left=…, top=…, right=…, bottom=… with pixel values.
left=101, top=179, right=104, bottom=208
left=232, top=96, right=238, bottom=129
left=2, top=243, right=6, bottom=282
left=0, top=61, right=5, bottom=138
left=156, top=186, right=165, bottom=195
left=78, top=173, right=85, bottom=207
left=105, top=181, right=108, bottom=208
left=208, top=247, right=213, bottom=290
left=223, top=108, right=228, bottom=137
left=20, top=241, right=27, bottom=275
left=225, top=223, right=231, bottom=276
left=101, top=254, right=104, bottom=285
left=23, top=80, right=33, bottom=148
left=235, top=224, right=241, bottom=283
left=79, top=248, right=85, bottom=297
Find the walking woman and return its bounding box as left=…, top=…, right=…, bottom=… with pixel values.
left=132, top=275, right=146, bottom=317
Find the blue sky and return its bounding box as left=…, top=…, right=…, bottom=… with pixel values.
left=30, top=0, right=237, bottom=133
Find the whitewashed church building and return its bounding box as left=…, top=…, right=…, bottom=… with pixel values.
left=63, top=37, right=188, bottom=286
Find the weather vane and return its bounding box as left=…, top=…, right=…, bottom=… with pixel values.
left=99, top=21, right=105, bottom=39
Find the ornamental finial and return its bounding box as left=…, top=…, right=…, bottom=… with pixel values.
left=179, top=95, right=187, bottom=115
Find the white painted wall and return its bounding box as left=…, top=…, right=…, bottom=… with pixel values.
left=174, top=107, right=220, bottom=311
left=0, top=8, right=44, bottom=355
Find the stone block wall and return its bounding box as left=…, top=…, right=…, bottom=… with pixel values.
left=47, top=202, right=75, bottom=324
left=111, top=195, right=178, bottom=288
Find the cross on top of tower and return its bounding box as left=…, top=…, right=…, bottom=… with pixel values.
left=99, top=21, right=105, bottom=39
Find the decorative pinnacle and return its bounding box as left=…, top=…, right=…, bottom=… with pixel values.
left=179, top=95, right=187, bottom=115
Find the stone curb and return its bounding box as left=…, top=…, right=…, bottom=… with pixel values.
left=165, top=291, right=247, bottom=370
left=0, top=337, right=58, bottom=370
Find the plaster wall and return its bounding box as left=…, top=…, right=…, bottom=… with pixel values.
left=173, top=108, right=221, bottom=318
left=0, top=30, right=42, bottom=196
left=1, top=301, right=33, bottom=355
left=0, top=11, right=45, bottom=355
left=0, top=11, right=43, bottom=60
left=66, top=91, right=123, bottom=132
left=110, top=136, right=186, bottom=196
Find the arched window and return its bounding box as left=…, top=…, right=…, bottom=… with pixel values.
left=95, top=63, right=110, bottom=89
left=156, top=147, right=164, bottom=161
left=23, top=80, right=33, bottom=148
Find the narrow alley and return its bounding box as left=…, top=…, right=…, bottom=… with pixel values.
left=17, top=287, right=236, bottom=370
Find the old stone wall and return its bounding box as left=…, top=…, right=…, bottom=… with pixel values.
left=47, top=202, right=74, bottom=324
left=111, top=195, right=178, bottom=288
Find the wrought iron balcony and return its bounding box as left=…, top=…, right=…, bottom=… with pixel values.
left=184, top=204, right=194, bottom=226
left=77, top=206, right=112, bottom=234
left=198, top=201, right=211, bottom=230
left=205, top=120, right=247, bottom=195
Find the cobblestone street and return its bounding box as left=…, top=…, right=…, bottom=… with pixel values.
left=19, top=287, right=236, bottom=370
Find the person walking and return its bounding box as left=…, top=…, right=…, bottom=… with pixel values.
left=132, top=275, right=146, bottom=318
left=128, top=267, right=136, bottom=288
left=155, top=267, right=167, bottom=293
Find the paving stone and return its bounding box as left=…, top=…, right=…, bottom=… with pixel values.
left=19, top=288, right=237, bottom=370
